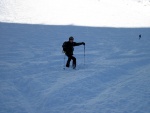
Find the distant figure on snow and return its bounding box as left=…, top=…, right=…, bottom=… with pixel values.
left=62, top=36, right=85, bottom=69
left=139, top=34, right=141, bottom=40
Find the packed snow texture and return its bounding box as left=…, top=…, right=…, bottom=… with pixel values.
left=0, top=22, right=150, bottom=113
left=0, top=0, right=150, bottom=27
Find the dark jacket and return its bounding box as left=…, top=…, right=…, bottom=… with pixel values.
left=62, top=41, right=83, bottom=56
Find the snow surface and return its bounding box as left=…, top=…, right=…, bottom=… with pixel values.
left=0, top=22, right=150, bottom=113
left=0, top=0, right=150, bottom=27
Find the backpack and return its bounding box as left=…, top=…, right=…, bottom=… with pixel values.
left=62, top=41, right=67, bottom=52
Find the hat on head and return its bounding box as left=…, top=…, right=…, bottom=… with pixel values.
left=69, top=36, right=74, bottom=40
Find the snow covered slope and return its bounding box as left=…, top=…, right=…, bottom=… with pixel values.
left=0, top=22, right=150, bottom=113
left=0, top=0, right=150, bottom=27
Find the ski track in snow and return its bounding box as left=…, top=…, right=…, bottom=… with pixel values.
left=0, top=22, right=150, bottom=113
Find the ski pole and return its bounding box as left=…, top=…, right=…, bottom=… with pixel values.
left=84, top=45, right=85, bottom=66
left=63, top=54, right=66, bottom=70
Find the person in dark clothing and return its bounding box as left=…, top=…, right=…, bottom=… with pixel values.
left=62, top=36, right=85, bottom=69
left=139, top=34, right=141, bottom=40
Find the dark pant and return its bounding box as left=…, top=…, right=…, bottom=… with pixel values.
left=66, top=55, right=76, bottom=68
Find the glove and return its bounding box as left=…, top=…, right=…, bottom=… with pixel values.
left=82, top=42, right=85, bottom=45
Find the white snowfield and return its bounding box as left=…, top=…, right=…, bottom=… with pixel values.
left=0, top=22, right=150, bottom=113
left=0, top=0, right=150, bottom=27
left=0, top=0, right=150, bottom=112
